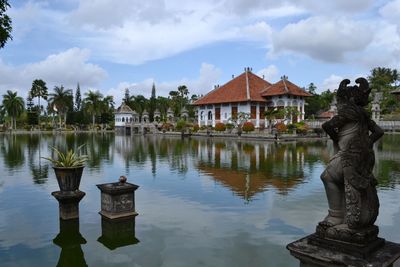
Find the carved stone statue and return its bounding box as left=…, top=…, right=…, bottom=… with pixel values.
left=287, top=78, right=400, bottom=266
left=318, top=78, right=384, bottom=244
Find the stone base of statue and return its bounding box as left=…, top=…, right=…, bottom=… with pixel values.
left=52, top=190, right=86, bottom=220
left=287, top=232, right=400, bottom=267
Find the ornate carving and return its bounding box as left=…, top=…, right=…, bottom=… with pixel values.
left=318, top=78, right=384, bottom=243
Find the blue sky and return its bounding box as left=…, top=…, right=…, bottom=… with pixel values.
left=1, top=0, right=400, bottom=105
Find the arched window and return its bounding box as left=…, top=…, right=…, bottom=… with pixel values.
left=122, top=117, right=125, bottom=122
left=130, top=117, right=133, bottom=122
left=200, top=111, right=204, bottom=120
left=208, top=111, right=213, bottom=120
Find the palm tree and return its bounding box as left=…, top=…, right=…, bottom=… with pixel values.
left=100, top=95, right=114, bottom=129
left=48, top=85, right=72, bottom=129
left=30, top=79, right=48, bottom=128
left=1, top=90, right=25, bottom=129
left=84, top=90, right=103, bottom=129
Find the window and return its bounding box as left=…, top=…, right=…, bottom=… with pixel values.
left=122, top=117, right=125, bottom=122
left=208, top=111, right=213, bottom=120
left=251, top=106, right=257, bottom=119
left=215, top=108, right=221, bottom=120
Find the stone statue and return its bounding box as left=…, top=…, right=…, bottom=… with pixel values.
left=318, top=78, right=384, bottom=243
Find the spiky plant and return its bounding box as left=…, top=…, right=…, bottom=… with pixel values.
left=42, top=144, right=88, bottom=167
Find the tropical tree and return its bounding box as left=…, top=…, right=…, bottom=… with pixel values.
left=368, top=67, right=400, bottom=114
left=30, top=79, right=48, bottom=128
left=75, top=83, right=82, bottom=111
left=0, top=0, right=12, bottom=49
left=1, top=90, right=24, bottom=129
left=264, top=108, right=280, bottom=133
left=48, top=85, right=73, bottom=128
left=83, top=90, right=103, bottom=128
left=100, top=95, right=114, bottom=128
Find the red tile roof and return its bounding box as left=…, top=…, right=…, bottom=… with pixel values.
left=193, top=71, right=311, bottom=105
left=193, top=71, right=271, bottom=105
left=316, top=111, right=335, bottom=119
left=261, top=79, right=312, bottom=97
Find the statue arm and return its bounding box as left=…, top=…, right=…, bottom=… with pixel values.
left=322, top=115, right=348, bottom=143
left=368, top=119, right=384, bottom=145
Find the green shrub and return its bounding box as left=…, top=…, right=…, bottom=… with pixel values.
left=226, top=123, right=234, bottom=129
left=242, top=121, right=255, bottom=132
left=214, top=122, right=226, bottom=131
left=295, top=122, right=309, bottom=134
left=193, top=124, right=200, bottom=132
left=175, top=119, right=187, bottom=131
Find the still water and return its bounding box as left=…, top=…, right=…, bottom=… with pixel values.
left=0, top=133, right=400, bottom=267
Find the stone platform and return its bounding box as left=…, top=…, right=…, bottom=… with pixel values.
left=287, top=234, right=400, bottom=267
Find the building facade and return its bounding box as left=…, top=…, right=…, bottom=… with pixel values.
left=193, top=68, right=312, bottom=128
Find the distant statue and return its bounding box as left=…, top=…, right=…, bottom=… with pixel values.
left=319, top=78, right=384, bottom=236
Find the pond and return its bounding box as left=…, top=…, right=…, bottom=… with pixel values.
left=0, top=133, right=400, bottom=267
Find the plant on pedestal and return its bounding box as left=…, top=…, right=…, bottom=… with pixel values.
left=42, top=145, right=88, bottom=192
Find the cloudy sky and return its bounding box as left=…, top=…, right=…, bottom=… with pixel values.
left=1, top=0, right=400, bottom=105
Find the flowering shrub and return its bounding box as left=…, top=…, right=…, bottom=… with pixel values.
left=193, top=124, right=200, bottom=132
left=214, top=122, right=226, bottom=131
left=275, top=122, right=287, bottom=133
left=162, top=122, right=173, bottom=131
left=242, top=121, right=255, bottom=132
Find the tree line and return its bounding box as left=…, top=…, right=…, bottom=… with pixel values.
left=1, top=80, right=115, bottom=130
left=0, top=79, right=199, bottom=130
left=305, top=67, right=400, bottom=118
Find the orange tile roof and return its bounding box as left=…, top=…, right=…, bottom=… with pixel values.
left=261, top=79, right=312, bottom=97
left=193, top=71, right=271, bottom=105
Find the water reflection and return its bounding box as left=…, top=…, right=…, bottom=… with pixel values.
left=1, top=134, right=25, bottom=169
left=194, top=140, right=315, bottom=200
left=53, top=219, right=87, bottom=267
left=97, top=216, right=139, bottom=250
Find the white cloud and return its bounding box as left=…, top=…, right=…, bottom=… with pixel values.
left=320, top=74, right=343, bottom=92
left=256, top=65, right=279, bottom=82
left=380, top=0, right=400, bottom=26
left=271, top=16, right=374, bottom=62
left=108, top=63, right=222, bottom=106
left=0, top=48, right=107, bottom=99
left=295, top=0, right=374, bottom=14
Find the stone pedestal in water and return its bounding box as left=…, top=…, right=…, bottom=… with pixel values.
left=52, top=191, right=86, bottom=220
left=96, top=176, right=139, bottom=219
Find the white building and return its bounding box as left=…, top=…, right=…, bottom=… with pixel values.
left=193, top=68, right=312, bottom=127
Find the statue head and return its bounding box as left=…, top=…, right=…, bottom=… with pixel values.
left=336, top=77, right=371, bottom=107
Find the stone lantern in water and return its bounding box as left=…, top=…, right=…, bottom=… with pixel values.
left=287, top=78, right=400, bottom=266
left=96, top=176, right=140, bottom=250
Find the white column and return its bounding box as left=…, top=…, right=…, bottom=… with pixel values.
left=256, top=103, right=260, bottom=128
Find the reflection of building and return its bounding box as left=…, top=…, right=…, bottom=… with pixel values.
left=195, top=140, right=306, bottom=199
left=193, top=68, right=311, bottom=127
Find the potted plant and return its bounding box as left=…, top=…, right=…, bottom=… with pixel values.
left=43, top=145, right=88, bottom=192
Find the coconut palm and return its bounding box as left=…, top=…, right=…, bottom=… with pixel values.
left=30, top=79, right=48, bottom=128
left=48, top=85, right=73, bottom=129
left=83, top=90, right=103, bottom=129
left=1, top=90, right=25, bottom=129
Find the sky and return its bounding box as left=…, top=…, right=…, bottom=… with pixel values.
left=1, top=0, right=400, bottom=106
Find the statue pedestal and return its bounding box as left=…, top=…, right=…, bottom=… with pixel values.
left=287, top=234, right=400, bottom=267
left=96, top=181, right=139, bottom=219
left=52, top=191, right=86, bottom=220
